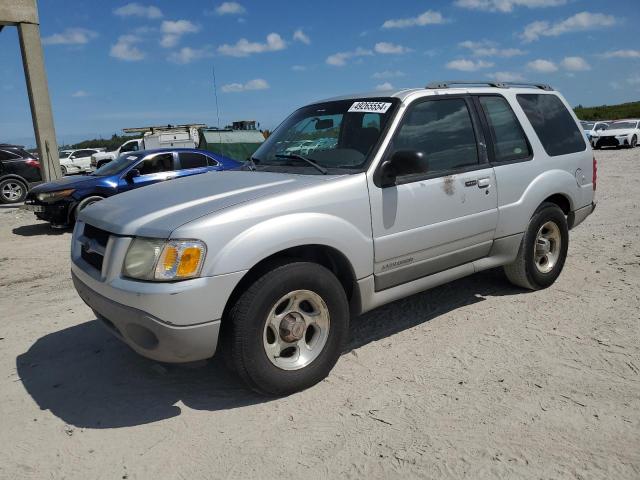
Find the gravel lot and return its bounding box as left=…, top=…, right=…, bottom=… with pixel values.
left=1, top=148, right=639, bottom=479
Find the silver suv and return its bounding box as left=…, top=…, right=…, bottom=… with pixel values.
left=71, top=81, right=596, bottom=395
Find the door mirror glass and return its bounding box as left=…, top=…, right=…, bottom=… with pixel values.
left=391, top=150, right=429, bottom=176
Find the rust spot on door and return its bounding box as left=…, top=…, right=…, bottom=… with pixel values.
left=442, top=176, right=455, bottom=196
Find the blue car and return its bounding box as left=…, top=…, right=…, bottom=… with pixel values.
left=23, top=148, right=240, bottom=227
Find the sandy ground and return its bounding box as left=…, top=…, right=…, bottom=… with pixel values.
left=1, top=148, right=639, bottom=480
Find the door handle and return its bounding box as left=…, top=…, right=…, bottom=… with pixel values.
left=477, top=177, right=491, bottom=188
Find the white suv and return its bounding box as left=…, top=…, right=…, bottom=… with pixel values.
left=72, top=81, right=596, bottom=395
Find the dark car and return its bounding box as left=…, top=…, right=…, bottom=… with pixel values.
left=0, top=144, right=42, bottom=204
left=23, top=148, right=240, bottom=227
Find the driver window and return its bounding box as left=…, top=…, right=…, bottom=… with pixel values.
left=390, top=98, right=479, bottom=176
left=122, top=142, right=138, bottom=153
left=138, top=153, right=174, bottom=175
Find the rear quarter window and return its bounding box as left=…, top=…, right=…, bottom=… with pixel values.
left=517, top=94, right=586, bottom=156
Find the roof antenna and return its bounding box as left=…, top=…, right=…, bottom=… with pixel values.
left=212, top=64, right=224, bottom=157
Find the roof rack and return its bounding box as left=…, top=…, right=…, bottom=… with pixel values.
left=426, top=80, right=553, bottom=91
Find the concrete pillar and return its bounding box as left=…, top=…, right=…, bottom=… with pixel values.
left=17, top=22, right=60, bottom=181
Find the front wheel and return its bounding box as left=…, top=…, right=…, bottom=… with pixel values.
left=223, top=262, right=349, bottom=395
left=60, top=165, right=68, bottom=176
left=0, top=178, right=27, bottom=204
left=504, top=202, right=569, bottom=290
left=72, top=196, right=104, bottom=222
left=631, top=135, right=637, bottom=148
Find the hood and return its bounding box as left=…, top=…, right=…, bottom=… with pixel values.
left=602, top=128, right=636, bottom=136
left=29, top=175, right=99, bottom=194
left=79, top=170, right=333, bottom=237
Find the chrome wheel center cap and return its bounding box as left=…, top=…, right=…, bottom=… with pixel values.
left=279, top=313, right=305, bottom=342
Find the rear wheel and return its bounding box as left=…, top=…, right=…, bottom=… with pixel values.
left=504, top=202, right=569, bottom=290
left=0, top=178, right=27, bottom=204
left=223, top=262, right=349, bottom=395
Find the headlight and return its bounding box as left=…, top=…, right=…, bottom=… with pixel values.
left=37, top=189, right=75, bottom=203
left=123, top=238, right=206, bottom=281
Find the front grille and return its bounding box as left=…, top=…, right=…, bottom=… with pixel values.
left=83, top=224, right=110, bottom=248
left=80, top=223, right=111, bottom=273
left=81, top=248, right=104, bottom=271
left=597, top=136, right=619, bottom=147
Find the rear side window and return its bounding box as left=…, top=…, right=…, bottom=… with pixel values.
left=0, top=149, right=20, bottom=160
left=478, top=96, right=531, bottom=162
left=517, top=94, right=586, bottom=156
left=179, top=152, right=209, bottom=169
left=391, top=98, right=479, bottom=175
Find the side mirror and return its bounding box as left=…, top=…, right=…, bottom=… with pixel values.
left=378, top=160, right=397, bottom=188
left=378, top=150, right=428, bottom=187
left=125, top=168, right=140, bottom=181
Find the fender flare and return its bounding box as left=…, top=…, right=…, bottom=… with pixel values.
left=206, top=213, right=373, bottom=279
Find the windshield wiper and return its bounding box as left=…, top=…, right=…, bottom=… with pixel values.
left=275, top=154, right=327, bottom=175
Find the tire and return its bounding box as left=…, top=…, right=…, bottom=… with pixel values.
left=222, top=261, right=349, bottom=396
left=60, top=165, right=68, bottom=176
left=504, top=202, right=569, bottom=290
left=0, top=178, right=28, bottom=204
left=631, top=135, right=637, bottom=148
left=72, top=196, right=104, bottom=222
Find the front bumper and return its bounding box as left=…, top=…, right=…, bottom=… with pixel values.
left=596, top=136, right=627, bottom=148
left=22, top=199, right=72, bottom=225
left=73, top=271, right=221, bottom=363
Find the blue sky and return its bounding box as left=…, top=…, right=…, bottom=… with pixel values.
left=1, top=0, right=639, bottom=147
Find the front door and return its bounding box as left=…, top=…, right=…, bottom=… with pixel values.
left=118, top=152, right=177, bottom=193
left=368, top=96, right=498, bottom=290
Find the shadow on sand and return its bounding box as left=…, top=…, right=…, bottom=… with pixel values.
left=17, top=268, right=522, bottom=428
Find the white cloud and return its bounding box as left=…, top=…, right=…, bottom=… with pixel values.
left=42, top=28, right=98, bottom=46
left=455, top=0, right=566, bottom=13
left=293, top=29, right=310, bottom=45
left=598, top=49, right=640, bottom=59
left=168, top=47, right=212, bottom=64
left=215, top=2, right=246, bottom=15
left=527, top=59, right=558, bottom=73
left=218, top=33, right=286, bottom=57
left=374, top=42, right=411, bottom=54
left=521, top=12, right=617, bottom=43
left=160, top=20, right=199, bottom=48
left=71, top=90, right=89, bottom=98
left=382, top=10, right=446, bottom=29
left=291, top=65, right=307, bottom=71
left=560, top=56, right=590, bottom=71
left=114, top=3, right=163, bottom=19
left=375, top=82, right=395, bottom=91
left=446, top=59, right=494, bottom=71
left=372, top=70, right=405, bottom=79
left=221, top=78, right=269, bottom=93
left=110, top=35, right=145, bottom=61
left=326, top=47, right=373, bottom=66
left=487, top=71, right=525, bottom=82
left=459, top=40, right=525, bottom=57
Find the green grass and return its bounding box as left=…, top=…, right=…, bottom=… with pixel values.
left=574, top=101, right=640, bottom=121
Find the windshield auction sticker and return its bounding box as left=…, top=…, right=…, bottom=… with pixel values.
left=348, top=101, right=392, bottom=114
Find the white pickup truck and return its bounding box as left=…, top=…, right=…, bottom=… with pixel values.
left=91, top=125, right=203, bottom=170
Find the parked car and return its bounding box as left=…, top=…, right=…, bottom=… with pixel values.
left=594, top=119, right=640, bottom=149
left=59, top=148, right=103, bottom=175
left=90, top=138, right=143, bottom=171
left=23, top=148, right=239, bottom=227
left=580, top=121, right=609, bottom=148
left=71, top=81, right=596, bottom=395
left=0, top=144, right=42, bottom=204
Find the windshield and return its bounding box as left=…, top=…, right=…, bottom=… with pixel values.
left=581, top=122, right=594, bottom=130
left=91, top=153, right=144, bottom=176
left=610, top=121, right=637, bottom=130
left=251, top=98, right=399, bottom=174
left=59, top=151, right=72, bottom=158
